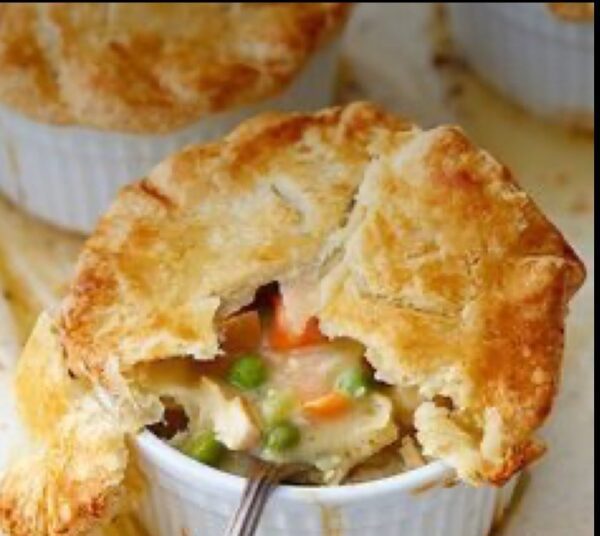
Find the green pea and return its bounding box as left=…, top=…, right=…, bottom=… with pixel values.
left=335, top=367, right=373, bottom=398
left=264, top=422, right=301, bottom=452
left=227, top=354, right=267, bottom=390
left=183, top=431, right=225, bottom=466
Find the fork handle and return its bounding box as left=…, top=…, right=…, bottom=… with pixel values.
left=224, top=464, right=281, bottom=536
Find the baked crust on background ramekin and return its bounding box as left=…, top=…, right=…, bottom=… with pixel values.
left=0, top=3, right=351, bottom=133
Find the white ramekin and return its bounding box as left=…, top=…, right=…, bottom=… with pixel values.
left=0, top=40, right=341, bottom=234
left=447, top=3, right=594, bottom=129
left=133, top=431, right=518, bottom=536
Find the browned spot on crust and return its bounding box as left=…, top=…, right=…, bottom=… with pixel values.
left=438, top=169, right=477, bottom=189
left=485, top=441, right=546, bottom=486
left=105, top=41, right=175, bottom=109
left=139, top=179, right=176, bottom=209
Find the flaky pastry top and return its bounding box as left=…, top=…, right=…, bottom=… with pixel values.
left=0, top=3, right=350, bottom=133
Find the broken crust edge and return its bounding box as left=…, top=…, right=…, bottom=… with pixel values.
left=0, top=313, right=147, bottom=536
left=413, top=401, right=546, bottom=485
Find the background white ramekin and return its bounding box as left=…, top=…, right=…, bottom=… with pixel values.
left=0, top=40, right=341, bottom=234
left=134, top=431, right=518, bottom=536
left=447, top=3, right=594, bottom=129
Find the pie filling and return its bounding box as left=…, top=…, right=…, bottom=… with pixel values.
left=137, top=283, right=427, bottom=485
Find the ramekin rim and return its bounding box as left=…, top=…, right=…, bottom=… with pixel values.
left=135, top=430, right=456, bottom=504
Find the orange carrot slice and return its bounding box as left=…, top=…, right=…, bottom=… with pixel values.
left=268, top=294, right=326, bottom=351
left=302, top=392, right=351, bottom=420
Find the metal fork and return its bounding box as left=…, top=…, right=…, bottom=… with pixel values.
left=224, top=461, right=303, bottom=536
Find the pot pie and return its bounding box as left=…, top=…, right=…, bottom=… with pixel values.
left=0, top=3, right=350, bottom=133
left=0, top=103, right=585, bottom=535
